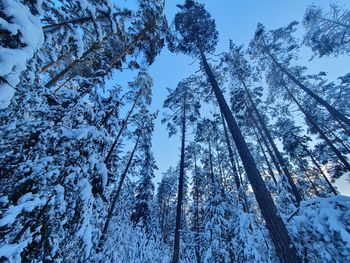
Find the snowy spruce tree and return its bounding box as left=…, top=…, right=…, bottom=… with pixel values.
left=1, top=1, right=350, bottom=263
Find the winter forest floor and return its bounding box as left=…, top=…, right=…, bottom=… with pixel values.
left=0, top=0, right=350, bottom=262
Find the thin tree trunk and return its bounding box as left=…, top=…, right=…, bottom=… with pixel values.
left=220, top=112, right=241, bottom=189
left=208, top=139, right=215, bottom=185
left=199, top=49, right=301, bottom=263
left=172, top=91, right=187, bottom=263
left=104, top=93, right=140, bottom=164
left=334, top=115, right=350, bottom=136
left=243, top=84, right=302, bottom=204
left=325, top=127, right=350, bottom=153
left=99, top=96, right=123, bottom=130
left=263, top=39, right=350, bottom=128
left=292, top=134, right=338, bottom=195
left=43, top=14, right=106, bottom=31
left=41, top=48, right=76, bottom=74
left=45, top=39, right=105, bottom=88
left=296, top=157, right=320, bottom=196
left=97, top=136, right=139, bottom=253
left=42, top=11, right=130, bottom=31
left=250, top=111, right=284, bottom=178
left=253, top=125, right=278, bottom=186
left=45, top=30, right=143, bottom=88
left=221, top=110, right=250, bottom=211
left=285, top=86, right=350, bottom=172
left=193, top=148, right=201, bottom=263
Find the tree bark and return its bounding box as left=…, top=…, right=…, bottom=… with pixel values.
left=324, top=127, right=350, bottom=153
left=199, top=49, right=301, bottom=263
left=41, top=48, right=76, bottom=74
left=193, top=147, right=201, bottom=263
left=208, top=139, right=215, bottom=185
left=45, top=30, right=143, bottom=88
left=45, top=39, right=105, bottom=88
left=43, top=11, right=131, bottom=32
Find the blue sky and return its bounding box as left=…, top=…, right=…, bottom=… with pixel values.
left=115, top=1, right=350, bottom=193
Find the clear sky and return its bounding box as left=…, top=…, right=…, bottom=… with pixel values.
left=115, top=1, right=350, bottom=194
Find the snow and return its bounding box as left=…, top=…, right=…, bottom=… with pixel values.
left=0, top=240, right=31, bottom=262
left=96, top=162, right=108, bottom=189
left=76, top=179, right=93, bottom=260
left=0, top=0, right=44, bottom=109
left=74, top=28, right=85, bottom=58
left=288, top=195, right=350, bottom=260
left=35, top=0, right=44, bottom=15
left=78, top=0, right=89, bottom=10
left=0, top=194, right=46, bottom=227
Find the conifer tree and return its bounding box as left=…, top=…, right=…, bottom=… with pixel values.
left=169, top=2, right=301, bottom=262
left=303, top=4, right=350, bottom=57
left=162, top=75, right=201, bottom=263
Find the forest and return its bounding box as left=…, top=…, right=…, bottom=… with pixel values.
left=0, top=0, right=350, bottom=262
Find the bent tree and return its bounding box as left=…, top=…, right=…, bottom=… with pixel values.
left=168, top=1, right=301, bottom=262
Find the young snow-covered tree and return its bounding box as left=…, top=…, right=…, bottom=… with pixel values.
left=130, top=108, right=158, bottom=232
left=157, top=167, right=179, bottom=246
left=169, top=2, right=301, bottom=261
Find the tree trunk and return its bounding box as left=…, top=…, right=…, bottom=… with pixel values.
left=243, top=84, right=302, bottom=205
left=199, top=49, right=301, bottom=263
left=104, top=93, right=140, bottom=164
left=99, top=96, right=124, bottom=130
left=296, top=157, right=320, bottom=196
left=334, top=115, right=350, bottom=136
left=97, top=136, right=139, bottom=253
left=324, top=127, right=350, bottom=153
left=45, top=30, right=143, bottom=88
left=193, top=148, right=201, bottom=263
left=252, top=125, right=278, bottom=186
left=171, top=91, right=187, bottom=263
left=42, top=11, right=130, bottom=31
left=263, top=40, right=350, bottom=128
left=285, top=86, right=350, bottom=172
left=250, top=110, right=284, bottom=178
left=292, top=134, right=338, bottom=195
left=41, top=48, right=76, bottom=74
left=45, top=39, right=105, bottom=88
left=208, top=139, right=215, bottom=185
left=220, top=112, right=241, bottom=190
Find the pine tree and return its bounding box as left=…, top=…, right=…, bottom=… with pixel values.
left=249, top=22, right=350, bottom=128
left=162, top=75, right=201, bottom=263
left=130, top=109, right=158, bottom=232
left=303, top=4, right=350, bottom=57
left=169, top=2, right=301, bottom=262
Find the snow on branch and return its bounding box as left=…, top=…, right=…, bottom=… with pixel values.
left=0, top=0, right=44, bottom=109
